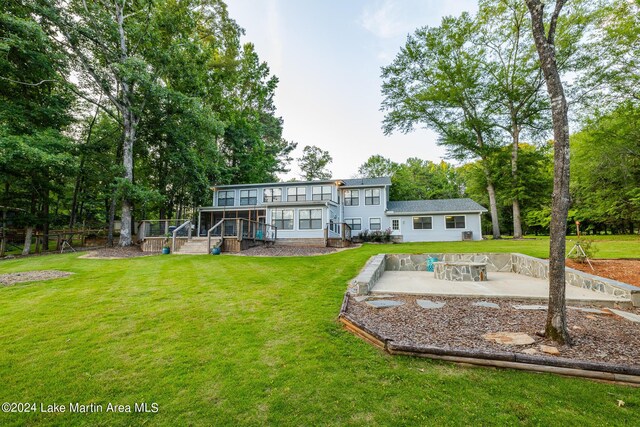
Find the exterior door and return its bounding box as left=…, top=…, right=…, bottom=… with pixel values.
left=391, top=218, right=401, bottom=235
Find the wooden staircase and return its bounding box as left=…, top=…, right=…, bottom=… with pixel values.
left=174, top=237, right=220, bottom=255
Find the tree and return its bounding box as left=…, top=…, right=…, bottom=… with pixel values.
left=357, top=155, right=398, bottom=178
left=390, top=158, right=463, bottom=201
left=571, top=103, right=640, bottom=233
left=381, top=13, right=503, bottom=239
left=0, top=5, right=75, bottom=248
left=478, top=0, right=551, bottom=239
left=298, top=145, right=332, bottom=180
left=526, top=0, right=572, bottom=344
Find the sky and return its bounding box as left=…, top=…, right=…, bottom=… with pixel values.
left=225, top=0, right=478, bottom=180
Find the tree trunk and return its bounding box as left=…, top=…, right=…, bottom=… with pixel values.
left=511, top=124, right=523, bottom=239
left=22, top=227, right=33, bottom=255
left=526, top=0, right=571, bottom=345
left=482, top=162, right=501, bottom=239
left=42, top=187, right=50, bottom=252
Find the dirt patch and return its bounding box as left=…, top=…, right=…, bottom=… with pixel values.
left=79, top=245, right=158, bottom=259
left=566, top=259, right=640, bottom=287
left=236, top=245, right=358, bottom=257
left=346, top=295, right=640, bottom=367
left=0, top=270, right=73, bottom=286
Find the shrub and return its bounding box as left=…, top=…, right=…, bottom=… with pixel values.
left=567, top=238, right=597, bottom=263
left=358, top=228, right=392, bottom=243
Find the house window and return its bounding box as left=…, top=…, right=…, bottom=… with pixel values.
left=263, top=188, right=282, bottom=202
left=287, top=187, right=306, bottom=202
left=365, top=189, right=380, bottom=205
left=272, top=209, right=293, bottom=230
left=413, top=216, right=433, bottom=230
left=299, top=209, right=322, bottom=229
left=240, top=189, right=257, bottom=205
left=312, top=186, right=332, bottom=201
left=344, top=190, right=359, bottom=206
left=369, top=217, right=381, bottom=230
left=218, top=190, right=234, bottom=206
left=345, top=218, right=361, bottom=231
left=391, top=219, right=400, bottom=231
left=445, top=215, right=466, bottom=229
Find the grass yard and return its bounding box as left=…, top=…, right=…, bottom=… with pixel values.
left=1, top=238, right=639, bottom=426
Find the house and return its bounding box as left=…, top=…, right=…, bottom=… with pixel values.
left=195, top=177, right=487, bottom=249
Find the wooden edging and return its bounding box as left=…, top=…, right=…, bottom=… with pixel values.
left=338, top=311, right=640, bottom=386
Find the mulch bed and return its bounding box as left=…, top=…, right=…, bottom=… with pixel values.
left=0, top=270, right=73, bottom=286
left=345, top=295, right=640, bottom=368
left=79, top=245, right=158, bottom=259
left=237, top=245, right=339, bottom=257
left=566, top=259, right=640, bottom=287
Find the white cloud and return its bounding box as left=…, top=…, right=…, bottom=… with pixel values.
left=358, top=0, right=406, bottom=39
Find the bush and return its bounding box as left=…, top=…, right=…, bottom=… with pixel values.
left=358, top=228, right=392, bottom=243
left=567, top=238, right=597, bottom=263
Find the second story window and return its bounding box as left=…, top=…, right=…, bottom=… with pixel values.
left=240, top=189, right=257, bottom=205
left=365, top=189, right=380, bottom=205
left=312, top=186, right=332, bottom=201
left=287, top=187, right=306, bottom=202
left=218, top=190, right=234, bottom=206
left=344, top=190, right=359, bottom=206
left=263, top=188, right=282, bottom=202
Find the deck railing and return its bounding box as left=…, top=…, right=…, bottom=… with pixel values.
left=326, top=222, right=352, bottom=241
left=138, top=219, right=188, bottom=241
left=207, top=218, right=277, bottom=253
left=172, top=220, right=193, bottom=252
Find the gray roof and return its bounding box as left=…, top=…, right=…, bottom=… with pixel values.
left=212, top=176, right=391, bottom=190
left=387, top=199, right=487, bottom=214
left=341, top=177, right=392, bottom=187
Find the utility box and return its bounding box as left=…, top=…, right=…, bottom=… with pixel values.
left=462, top=231, right=473, bottom=241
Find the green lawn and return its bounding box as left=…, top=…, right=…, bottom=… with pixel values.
left=1, top=238, right=639, bottom=426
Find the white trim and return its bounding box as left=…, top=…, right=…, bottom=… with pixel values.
left=444, top=214, right=467, bottom=229
left=391, top=218, right=401, bottom=234
left=369, top=217, right=382, bottom=231
left=217, top=189, right=235, bottom=207
left=364, top=188, right=381, bottom=206
left=263, top=187, right=283, bottom=203
left=343, top=189, right=360, bottom=206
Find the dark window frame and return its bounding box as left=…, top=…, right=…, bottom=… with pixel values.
left=312, top=186, right=332, bottom=201
left=445, top=215, right=466, bottom=229
left=344, top=190, right=359, bottom=206
left=413, top=216, right=433, bottom=230
left=272, top=209, right=294, bottom=230
left=263, top=188, right=282, bottom=203
left=218, top=190, right=235, bottom=206
left=299, top=209, right=322, bottom=230
left=345, top=218, right=361, bottom=231
left=240, top=189, right=257, bottom=205
left=287, top=187, right=306, bottom=202
left=365, top=189, right=380, bottom=205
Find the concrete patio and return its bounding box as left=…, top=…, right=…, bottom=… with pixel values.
left=370, top=271, right=630, bottom=305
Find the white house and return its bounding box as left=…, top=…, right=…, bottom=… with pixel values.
left=196, top=177, right=487, bottom=247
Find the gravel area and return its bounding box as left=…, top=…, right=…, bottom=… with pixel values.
left=237, top=245, right=340, bottom=256
left=79, top=245, right=158, bottom=259
left=346, top=295, right=640, bottom=367
left=0, top=270, right=73, bottom=286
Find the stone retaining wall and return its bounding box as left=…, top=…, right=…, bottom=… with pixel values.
left=350, top=254, right=386, bottom=295
left=363, top=252, right=640, bottom=305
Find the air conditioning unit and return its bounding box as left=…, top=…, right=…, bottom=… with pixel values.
left=462, top=231, right=473, bottom=241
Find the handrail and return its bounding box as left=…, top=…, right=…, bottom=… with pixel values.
left=172, top=220, right=192, bottom=252
left=207, top=219, right=225, bottom=253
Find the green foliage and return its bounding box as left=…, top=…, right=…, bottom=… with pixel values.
left=567, top=238, right=598, bottom=263
left=298, top=145, right=332, bottom=181
left=357, top=155, right=398, bottom=178
left=358, top=228, right=392, bottom=243
left=391, top=158, right=464, bottom=201
left=571, top=103, right=640, bottom=233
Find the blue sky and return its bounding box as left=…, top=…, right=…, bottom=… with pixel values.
left=225, top=0, right=478, bottom=179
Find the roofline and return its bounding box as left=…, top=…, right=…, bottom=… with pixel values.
left=385, top=210, right=487, bottom=215
left=341, top=184, right=391, bottom=189
left=210, top=180, right=344, bottom=190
